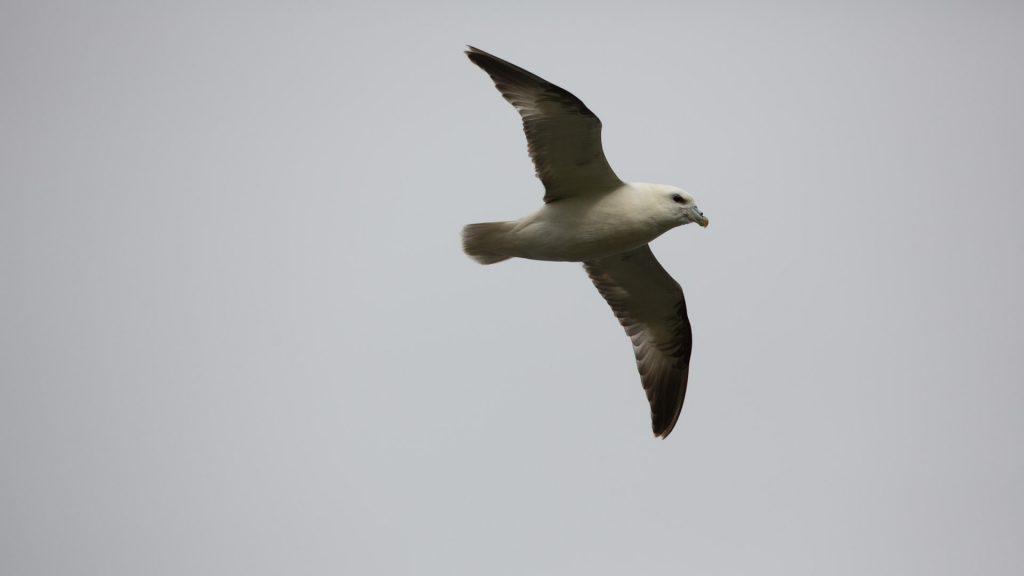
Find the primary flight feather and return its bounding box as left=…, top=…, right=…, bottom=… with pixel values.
left=462, top=46, right=709, bottom=438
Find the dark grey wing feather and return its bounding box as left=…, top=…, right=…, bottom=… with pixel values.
left=584, top=245, right=693, bottom=438
left=465, top=46, right=623, bottom=202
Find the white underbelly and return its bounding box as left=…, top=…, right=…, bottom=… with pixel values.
left=511, top=217, right=661, bottom=262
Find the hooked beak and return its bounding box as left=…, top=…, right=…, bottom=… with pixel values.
left=689, top=207, right=709, bottom=228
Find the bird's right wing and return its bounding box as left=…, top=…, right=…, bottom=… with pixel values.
left=584, top=245, right=693, bottom=438
left=465, top=46, right=624, bottom=203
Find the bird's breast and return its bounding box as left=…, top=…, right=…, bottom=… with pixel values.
left=511, top=198, right=665, bottom=262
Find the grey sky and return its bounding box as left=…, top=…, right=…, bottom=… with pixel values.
left=2, top=1, right=1023, bottom=574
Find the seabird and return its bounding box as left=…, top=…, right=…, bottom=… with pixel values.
left=461, top=46, right=709, bottom=438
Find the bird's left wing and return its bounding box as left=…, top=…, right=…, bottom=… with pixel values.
left=465, top=46, right=623, bottom=203
left=584, top=245, right=693, bottom=438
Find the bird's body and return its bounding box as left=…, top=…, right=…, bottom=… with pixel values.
left=462, top=46, right=709, bottom=438
left=468, top=183, right=683, bottom=263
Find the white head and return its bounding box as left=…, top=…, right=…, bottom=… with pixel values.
left=645, top=184, right=709, bottom=230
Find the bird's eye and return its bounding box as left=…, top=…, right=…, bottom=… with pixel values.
left=672, top=194, right=684, bottom=204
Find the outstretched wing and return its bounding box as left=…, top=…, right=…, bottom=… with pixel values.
left=584, top=245, right=693, bottom=438
left=466, top=46, right=623, bottom=203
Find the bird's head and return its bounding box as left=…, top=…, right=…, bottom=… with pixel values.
left=656, top=186, right=709, bottom=229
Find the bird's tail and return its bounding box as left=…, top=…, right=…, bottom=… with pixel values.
left=462, top=221, right=515, bottom=264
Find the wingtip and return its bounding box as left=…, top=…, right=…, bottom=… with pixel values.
left=464, top=46, right=494, bottom=67
left=652, top=412, right=681, bottom=439
left=464, top=45, right=484, bottom=65
left=464, top=46, right=509, bottom=68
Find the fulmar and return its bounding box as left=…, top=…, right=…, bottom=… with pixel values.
left=461, top=46, right=709, bottom=438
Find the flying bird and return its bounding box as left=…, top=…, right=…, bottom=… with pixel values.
left=462, top=46, right=709, bottom=438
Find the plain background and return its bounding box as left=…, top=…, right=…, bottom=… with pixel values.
left=2, top=1, right=1023, bottom=574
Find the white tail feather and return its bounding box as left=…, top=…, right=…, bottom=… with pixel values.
left=462, top=222, right=515, bottom=264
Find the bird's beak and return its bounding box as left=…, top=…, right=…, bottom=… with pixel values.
left=689, top=207, right=709, bottom=228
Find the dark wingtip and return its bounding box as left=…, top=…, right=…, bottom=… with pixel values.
left=651, top=392, right=685, bottom=439
left=464, top=46, right=488, bottom=69
left=653, top=421, right=675, bottom=439
left=465, top=45, right=489, bottom=59
left=653, top=423, right=677, bottom=439
left=465, top=46, right=501, bottom=71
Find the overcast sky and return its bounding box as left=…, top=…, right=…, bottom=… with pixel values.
left=2, top=1, right=1023, bottom=574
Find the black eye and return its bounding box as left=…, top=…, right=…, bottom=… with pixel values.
left=672, top=194, right=684, bottom=204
